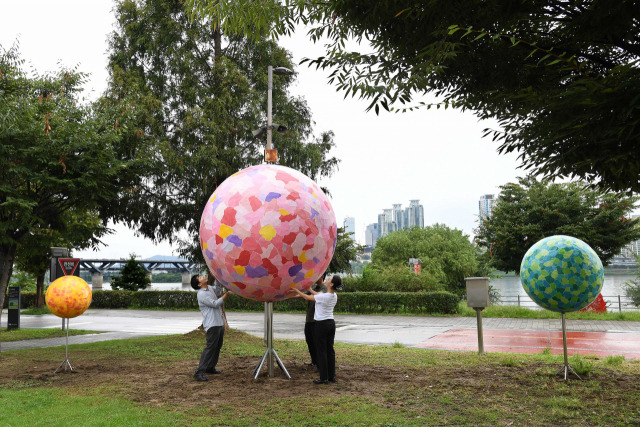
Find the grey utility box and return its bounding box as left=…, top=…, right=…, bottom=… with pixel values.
left=465, top=277, right=490, bottom=308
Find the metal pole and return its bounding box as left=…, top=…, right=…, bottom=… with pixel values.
left=562, top=313, right=568, bottom=371
left=65, top=318, right=69, bottom=362
left=517, top=295, right=520, bottom=307
left=619, top=295, right=622, bottom=312
left=267, top=301, right=274, bottom=377
left=475, top=307, right=484, bottom=355
left=264, top=302, right=268, bottom=345
left=266, top=65, right=273, bottom=153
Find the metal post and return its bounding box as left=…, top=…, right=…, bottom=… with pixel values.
left=264, top=302, right=268, bottom=345
left=253, top=301, right=290, bottom=380
left=266, top=65, right=273, bottom=153
left=267, top=301, right=274, bottom=377
left=54, top=318, right=74, bottom=373
left=517, top=295, right=520, bottom=307
left=475, top=307, right=484, bottom=355
left=560, top=313, right=581, bottom=380
left=619, top=295, right=622, bottom=312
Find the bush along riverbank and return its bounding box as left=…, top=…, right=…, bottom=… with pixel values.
left=9, top=290, right=460, bottom=315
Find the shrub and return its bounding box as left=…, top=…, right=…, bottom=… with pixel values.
left=7, top=289, right=460, bottom=315
left=341, top=265, right=446, bottom=293
left=91, top=290, right=134, bottom=309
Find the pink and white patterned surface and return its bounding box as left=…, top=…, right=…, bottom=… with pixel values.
left=199, top=164, right=337, bottom=301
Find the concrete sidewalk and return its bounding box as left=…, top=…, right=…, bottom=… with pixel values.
left=3, top=309, right=640, bottom=354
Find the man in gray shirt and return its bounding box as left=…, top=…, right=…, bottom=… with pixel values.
left=191, top=275, right=231, bottom=382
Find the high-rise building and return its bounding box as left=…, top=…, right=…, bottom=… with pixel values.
left=478, top=194, right=496, bottom=225
left=393, top=204, right=404, bottom=231
left=365, top=223, right=379, bottom=247
left=406, top=200, right=424, bottom=228
left=343, top=216, right=356, bottom=238
left=376, top=200, right=425, bottom=239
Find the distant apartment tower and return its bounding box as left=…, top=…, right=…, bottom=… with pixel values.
left=343, top=216, right=356, bottom=238
left=406, top=199, right=425, bottom=228
left=377, top=200, right=425, bottom=239
left=478, top=194, right=496, bottom=224
left=365, top=223, right=379, bottom=247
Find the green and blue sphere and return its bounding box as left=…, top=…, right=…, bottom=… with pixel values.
left=520, top=235, right=604, bottom=313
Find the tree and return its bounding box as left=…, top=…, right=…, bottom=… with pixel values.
left=111, top=254, right=151, bottom=291
left=371, top=225, right=479, bottom=292
left=327, top=227, right=363, bottom=274
left=475, top=176, right=640, bottom=273
left=15, top=209, right=109, bottom=308
left=0, top=45, right=150, bottom=316
left=625, top=255, right=640, bottom=307
left=104, top=0, right=339, bottom=266
left=188, top=0, right=640, bottom=192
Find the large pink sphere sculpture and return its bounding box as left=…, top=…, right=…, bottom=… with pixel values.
left=199, top=164, right=337, bottom=301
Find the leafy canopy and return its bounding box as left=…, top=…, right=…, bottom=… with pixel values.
left=0, top=44, right=150, bottom=311
left=105, top=0, right=339, bottom=265
left=111, top=254, right=152, bottom=291
left=371, top=225, right=479, bottom=292
left=475, top=176, right=640, bottom=273
left=188, top=0, right=640, bottom=192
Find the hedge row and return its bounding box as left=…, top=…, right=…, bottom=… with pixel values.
left=6, top=290, right=461, bottom=315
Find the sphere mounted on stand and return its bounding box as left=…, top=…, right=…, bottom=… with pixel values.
left=199, top=164, right=337, bottom=301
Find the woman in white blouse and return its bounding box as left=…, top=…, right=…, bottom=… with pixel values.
left=290, top=274, right=343, bottom=384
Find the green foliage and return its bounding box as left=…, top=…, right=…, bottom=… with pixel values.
left=110, top=254, right=151, bottom=291
left=8, top=270, right=36, bottom=292
left=476, top=176, right=640, bottom=273
left=570, top=353, right=595, bottom=377
left=104, top=0, right=338, bottom=265
left=0, top=45, right=150, bottom=311
left=189, top=0, right=640, bottom=193
left=70, top=289, right=460, bottom=314
left=624, top=254, right=640, bottom=307
left=90, top=290, right=133, bottom=309
left=328, top=227, right=363, bottom=274
left=604, top=355, right=626, bottom=366
left=343, top=265, right=445, bottom=293
left=371, top=225, right=479, bottom=293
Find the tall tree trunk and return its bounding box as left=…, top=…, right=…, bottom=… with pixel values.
left=36, top=271, right=46, bottom=308
left=0, top=243, right=17, bottom=352
left=214, top=26, right=221, bottom=62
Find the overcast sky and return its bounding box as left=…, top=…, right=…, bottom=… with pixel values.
left=2, top=0, right=526, bottom=259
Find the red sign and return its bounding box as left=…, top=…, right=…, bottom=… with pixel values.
left=58, top=258, right=80, bottom=276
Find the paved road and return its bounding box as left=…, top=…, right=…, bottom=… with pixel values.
left=3, top=309, right=640, bottom=353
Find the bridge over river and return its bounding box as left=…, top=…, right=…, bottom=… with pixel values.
left=79, top=259, right=200, bottom=289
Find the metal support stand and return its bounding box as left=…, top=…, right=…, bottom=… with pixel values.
left=54, top=318, right=74, bottom=373
left=475, top=307, right=485, bottom=355
left=253, top=302, right=290, bottom=380
left=559, top=313, right=581, bottom=380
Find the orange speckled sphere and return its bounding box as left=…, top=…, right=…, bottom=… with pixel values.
left=45, top=276, right=92, bottom=318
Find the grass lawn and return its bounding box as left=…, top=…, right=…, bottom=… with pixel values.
left=457, top=302, right=640, bottom=321
left=1, top=329, right=639, bottom=426
left=1, top=328, right=101, bottom=342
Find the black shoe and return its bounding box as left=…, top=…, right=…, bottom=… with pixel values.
left=194, top=373, right=208, bottom=382
left=329, top=377, right=337, bottom=383
left=206, top=369, right=222, bottom=374
left=313, top=379, right=329, bottom=385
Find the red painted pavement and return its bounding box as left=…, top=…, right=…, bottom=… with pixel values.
left=415, top=329, right=640, bottom=360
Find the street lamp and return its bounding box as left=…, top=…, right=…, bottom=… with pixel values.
left=261, top=65, right=293, bottom=163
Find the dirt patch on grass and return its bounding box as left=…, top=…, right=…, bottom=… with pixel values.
left=2, top=328, right=640, bottom=423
